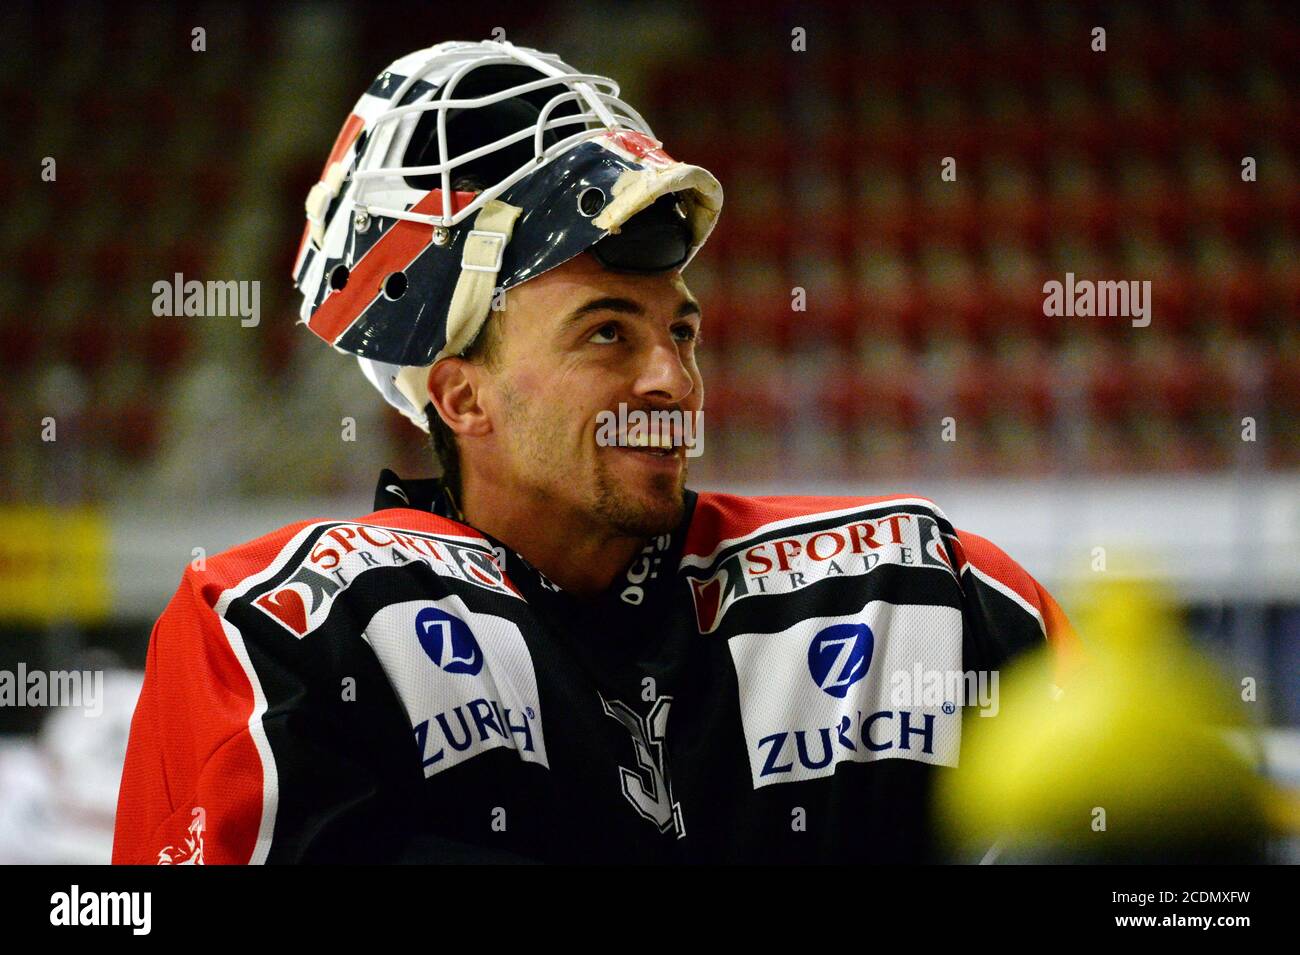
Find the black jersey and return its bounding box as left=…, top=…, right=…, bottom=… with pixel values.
left=113, top=469, right=1077, bottom=864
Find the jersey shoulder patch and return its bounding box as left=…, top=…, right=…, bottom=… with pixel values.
left=191, top=509, right=518, bottom=638
left=682, top=492, right=960, bottom=634
left=685, top=491, right=951, bottom=562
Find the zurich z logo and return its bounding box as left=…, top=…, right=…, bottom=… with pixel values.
left=415, top=607, right=483, bottom=675
left=807, top=623, right=873, bottom=698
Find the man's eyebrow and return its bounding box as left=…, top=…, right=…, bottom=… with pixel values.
left=558, top=296, right=702, bottom=332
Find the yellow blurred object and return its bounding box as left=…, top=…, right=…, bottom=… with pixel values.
left=938, top=571, right=1278, bottom=861
left=0, top=506, right=110, bottom=624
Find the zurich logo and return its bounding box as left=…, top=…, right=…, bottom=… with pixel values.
left=415, top=607, right=483, bottom=675
left=807, top=623, right=873, bottom=698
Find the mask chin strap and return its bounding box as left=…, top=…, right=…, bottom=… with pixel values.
left=392, top=197, right=523, bottom=430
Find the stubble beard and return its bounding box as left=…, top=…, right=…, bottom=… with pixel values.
left=502, top=381, right=687, bottom=540
left=592, top=449, right=687, bottom=538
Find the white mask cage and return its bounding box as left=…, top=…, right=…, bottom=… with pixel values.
left=344, top=39, right=656, bottom=230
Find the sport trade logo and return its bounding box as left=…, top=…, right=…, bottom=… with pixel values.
left=50, top=886, right=151, bottom=935
left=249, top=522, right=520, bottom=638
left=685, top=509, right=955, bottom=634
left=595, top=403, right=703, bottom=457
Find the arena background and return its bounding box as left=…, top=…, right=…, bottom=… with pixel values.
left=0, top=0, right=1296, bottom=863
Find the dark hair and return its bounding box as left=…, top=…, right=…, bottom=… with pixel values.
left=426, top=312, right=500, bottom=506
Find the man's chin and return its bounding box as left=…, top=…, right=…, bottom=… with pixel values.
left=594, top=468, right=687, bottom=538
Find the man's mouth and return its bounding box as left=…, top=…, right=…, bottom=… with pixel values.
left=620, top=432, right=679, bottom=457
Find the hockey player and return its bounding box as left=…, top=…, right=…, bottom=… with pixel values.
left=113, top=40, right=1078, bottom=864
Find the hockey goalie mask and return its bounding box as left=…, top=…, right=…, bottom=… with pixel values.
left=292, top=39, right=724, bottom=432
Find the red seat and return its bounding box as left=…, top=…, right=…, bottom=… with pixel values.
left=1086, top=350, right=1133, bottom=423
left=818, top=365, right=919, bottom=432
left=65, top=313, right=118, bottom=375
left=989, top=352, right=1054, bottom=426
left=0, top=317, right=41, bottom=373
left=19, top=237, right=63, bottom=288
left=112, top=401, right=160, bottom=461
left=91, top=240, right=135, bottom=294
left=258, top=321, right=299, bottom=377
left=141, top=319, right=193, bottom=376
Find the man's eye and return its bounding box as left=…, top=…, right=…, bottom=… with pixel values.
left=588, top=322, right=620, bottom=344
left=673, top=324, right=699, bottom=343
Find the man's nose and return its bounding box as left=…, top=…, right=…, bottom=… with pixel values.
left=634, top=335, right=695, bottom=403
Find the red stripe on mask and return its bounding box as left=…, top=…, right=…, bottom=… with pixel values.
left=306, top=189, right=477, bottom=345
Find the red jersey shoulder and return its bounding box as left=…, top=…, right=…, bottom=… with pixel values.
left=684, top=491, right=1080, bottom=677
left=950, top=528, right=1081, bottom=673
left=948, top=530, right=1041, bottom=616
left=685, top=490, right=951, bottom=560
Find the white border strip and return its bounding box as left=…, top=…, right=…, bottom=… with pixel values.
left=961, top=563, right=1047, bottom=639
left=218, top=616, right=279, bottom=865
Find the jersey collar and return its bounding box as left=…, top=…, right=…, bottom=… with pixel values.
left=371, top=468, right=696, bottom=612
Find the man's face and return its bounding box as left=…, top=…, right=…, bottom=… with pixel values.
left=471, top=252, right=703, bottom=539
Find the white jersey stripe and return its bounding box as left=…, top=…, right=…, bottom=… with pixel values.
left=961, top=563, right=1047, bottom=639
left=218, top=616, right=279, bottom=865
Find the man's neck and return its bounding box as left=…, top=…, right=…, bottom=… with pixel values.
left=459, top=485, right=645, bottom=598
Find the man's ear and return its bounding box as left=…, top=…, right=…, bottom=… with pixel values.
left=427, top=358, right=492, bottom=437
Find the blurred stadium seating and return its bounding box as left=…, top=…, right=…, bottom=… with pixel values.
left=0, top=1, right=1295, bottom=498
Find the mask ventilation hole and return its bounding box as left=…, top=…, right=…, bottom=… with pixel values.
left=577, top=186, right=605, bottom=217
left=329, top=264, right=350, bottom=291
left=382, top=271, right=408, bottom=301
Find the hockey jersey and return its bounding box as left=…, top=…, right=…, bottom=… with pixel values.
left=113, top=470, right=1079, bottom=864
